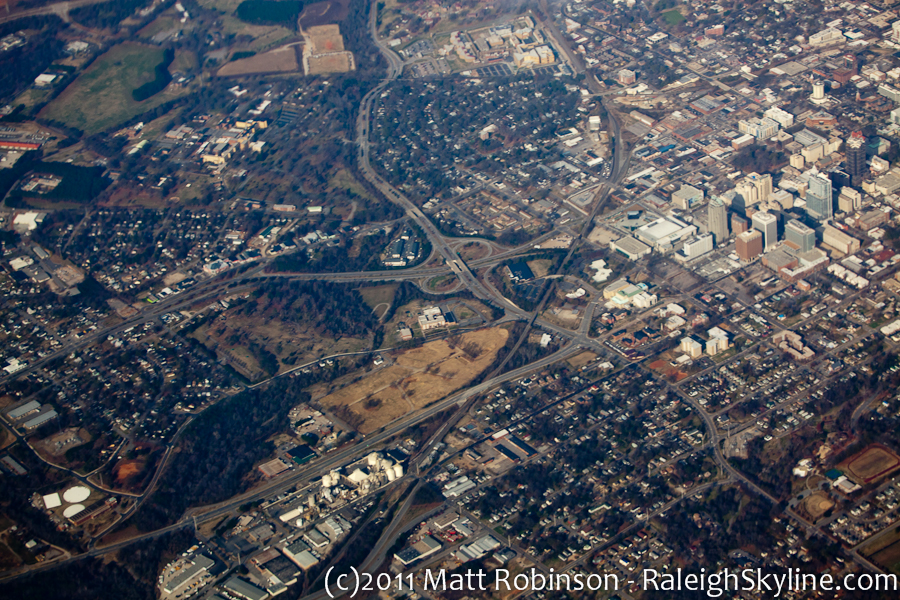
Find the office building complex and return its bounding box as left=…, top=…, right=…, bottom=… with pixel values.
left=784, top=219, right=816, bottom=253
left=806, top=173, right=833, bottom=221
left=738, top=117, right=780, bottom=140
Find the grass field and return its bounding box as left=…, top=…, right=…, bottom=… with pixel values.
left=662, top=9, right=685, bottom=25
left=320, top=327, right=508, bottom=434
left=358, top=284, right=398, bottom=310
left=40, top=43, right=189, bottom=134
left=864, top=529, right=900, bottom=575
left=329, top=168, right=372, bottom=199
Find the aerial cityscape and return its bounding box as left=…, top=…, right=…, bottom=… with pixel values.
left=2, top=0, right=900, bottom=598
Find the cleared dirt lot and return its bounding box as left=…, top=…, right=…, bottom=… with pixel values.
left=218, top=45, right=301, bottom=76
left=320, top=327, right=508, bottom=434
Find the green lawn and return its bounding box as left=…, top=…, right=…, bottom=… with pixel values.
left=662, top=9, right=685, bottom=25
left=40, top=43, right=189, bottom=135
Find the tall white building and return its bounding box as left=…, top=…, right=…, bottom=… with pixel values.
left=751, top=211, right=778, bottom=250
left=749, top=173, right=773, bottom=204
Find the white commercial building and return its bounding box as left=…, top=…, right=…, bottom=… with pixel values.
left=738, top=117, right=780, bottom=140
left=634, top=215, right=697, bottom=251
left=752, top=212, right=778, bottom=250
left=764, top=106, right=794, bottom=128
left=677, top=234, right=714, bottom=261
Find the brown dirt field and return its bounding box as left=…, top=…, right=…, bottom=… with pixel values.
left=568, top=351, right=599, bottom=368
left=804, top=492, right=834, bottom=519
left=527, top=259, right=553, bottom=279
left=114, top=460, right=144, bottom=483
left=307, top=24, right=345, bottom=53
left=844, top=444, right=900, bottom=483
left=320, top=328, right=509, bottom=434
left=218, top=45, right=300, bottom=76
left=299, top=0, right=350, bottom=27
left=307, top=52, right=353, bottom=74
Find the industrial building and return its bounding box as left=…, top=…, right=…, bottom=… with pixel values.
left=161, top=555, right=215, bottom=596
left=222, top=576, right=269, bottom=600
left=6, top=400, right=41, bottom=420
left=394, top=535, right=442, bottom=566
left=23, top=409, right=57, bottom=430
left=283, top=539, right=319, bottom=570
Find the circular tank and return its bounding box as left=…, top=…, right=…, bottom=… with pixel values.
left=393, top=464, right=404, bottom=478
left=386, top=469, right=397, bottom=482
left=63, top=486, right=90, bottom=503
left=63, top=504, right=85, bottom=519
left=367, top=453, right=380, bottom=467
left=322, top=474, right=333, bottom=488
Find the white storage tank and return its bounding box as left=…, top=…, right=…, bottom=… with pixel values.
left=386, top=468, right=397, bottom=482
left=367, top=452, right=380, bottom=467
left=322, top=474, right=333, bottom=488
left=393, top=464, right=404, bottom=478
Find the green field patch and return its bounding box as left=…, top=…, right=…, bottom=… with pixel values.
left=40, top=43, right=189, bottom=134
left=662, top=9, right=685, bottom=25
left=236, top=0, right=304, bottom=26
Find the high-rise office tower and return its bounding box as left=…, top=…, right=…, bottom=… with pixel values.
left=736, top=230, right=763, bottom=260
left=846, top=131, right=867, bottom=182
left=751, top=211, right=778, bottom=250
left=806, top=173, right=833, bottom=221
left=750, top=172, right=773, bottom=204
left=708, top=197, right=728, bottom=245
left=784, top=219, right=816, bottom=253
